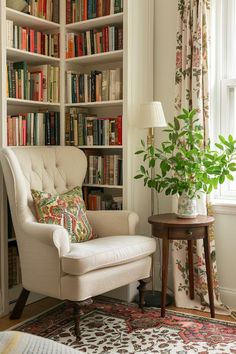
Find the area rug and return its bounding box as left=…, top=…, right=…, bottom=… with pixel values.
left=11, top=299, right=236, bottom=353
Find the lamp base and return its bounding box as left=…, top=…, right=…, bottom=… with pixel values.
left=136, top=290, right=173, bottom=308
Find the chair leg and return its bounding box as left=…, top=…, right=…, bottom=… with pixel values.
left=10, top=288, right=30, bottom=320
left=72, top=298, right=93, bottom=340
left=137, top=277, right=151, bottom=311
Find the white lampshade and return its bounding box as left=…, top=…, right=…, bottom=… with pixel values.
left=138, top=101, right=167, bottom=128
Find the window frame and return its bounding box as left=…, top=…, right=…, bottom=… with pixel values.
left=211, top=0, right=236, bottom=206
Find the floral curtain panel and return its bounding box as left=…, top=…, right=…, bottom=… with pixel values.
left=173, top=0, right=227, bottom=313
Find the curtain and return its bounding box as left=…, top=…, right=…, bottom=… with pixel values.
left=173, top=0, right=227, bottom=313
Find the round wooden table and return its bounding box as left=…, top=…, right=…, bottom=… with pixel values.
left=148, top=213, right=215, bottom=318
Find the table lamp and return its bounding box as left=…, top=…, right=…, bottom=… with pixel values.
left=137, top=101, right=172, bottom=307
left=138, top=101, right=167, bottom=215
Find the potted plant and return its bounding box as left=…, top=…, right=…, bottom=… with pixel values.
left=135, top=109, right=236, bottom=218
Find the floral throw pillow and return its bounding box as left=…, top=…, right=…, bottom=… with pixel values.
left=31, top=186, right=96, bottom=243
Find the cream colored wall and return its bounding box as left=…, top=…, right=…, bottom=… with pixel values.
left=153, top=0, right=236, bottom=309
left=152, top=0, right=177, bottom=293
left=153, top=0, right=177, bottom=215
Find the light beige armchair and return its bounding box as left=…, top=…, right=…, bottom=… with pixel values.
left=0, top=146, right=156, bottom=339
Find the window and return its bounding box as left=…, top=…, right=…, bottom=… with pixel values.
left=211, top=0, right=236, bottom=201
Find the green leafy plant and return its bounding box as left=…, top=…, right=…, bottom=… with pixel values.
left=135, top=109, right=236, bottom=199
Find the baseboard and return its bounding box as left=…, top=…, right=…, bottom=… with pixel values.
left=219, top=286, right=236, bottom=310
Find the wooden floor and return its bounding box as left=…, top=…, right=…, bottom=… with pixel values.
left=0, top=297, right=235, bottom=331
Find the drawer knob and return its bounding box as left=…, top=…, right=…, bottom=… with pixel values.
left=186, top=230, right=192, bottom=236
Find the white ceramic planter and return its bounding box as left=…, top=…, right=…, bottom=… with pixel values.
left=177, top=192, right=197, bottom=218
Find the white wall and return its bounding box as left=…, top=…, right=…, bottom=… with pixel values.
left=153, top=0, right=236, bottom=309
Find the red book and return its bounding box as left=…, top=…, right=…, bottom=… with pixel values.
left=38, top=0, right=43, bottom=17
left=83, top=0, right=88, bottom=20
left=66, top=0, right=71, bottom=24
left=104, top=0, right=110, bottom=15
left=37, top=32, right=41, bottom=54
left=30, top=29, right=35, bottom=53
left=78, top=33, right=83, bottom=56
left=22, top=118, right=27, bottom=146
left=102, top=27, right=106, bottom=52
left=43, top=0, right=47, bottom=19
left=22, top=28, right=27, bottom=50
left=31, top=71, right=43, bottom=101
left=105, top=26, right=109, bottom=52
left=116, top=115, right=122, bottom=145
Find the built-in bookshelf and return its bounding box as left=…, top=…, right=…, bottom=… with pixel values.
left=0, top=0, right=154, bottom=315
left=0, top=0, right=62, bottom=314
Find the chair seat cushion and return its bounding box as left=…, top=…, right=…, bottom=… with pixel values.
left=62, top=235, right=156, bottom=276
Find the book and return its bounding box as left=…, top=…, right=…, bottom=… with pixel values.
left=67, top=68, right=122, bottom=103
left=66, top=25, right=123, bottom=58
left=7, top=112, right=60, bottom=146
left=7, top=62, right=60, bottom=103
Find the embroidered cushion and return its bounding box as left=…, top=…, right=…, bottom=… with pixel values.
left=31, top=186, right=96, bottom=243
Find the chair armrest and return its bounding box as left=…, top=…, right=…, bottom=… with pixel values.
left=19, top=221, right=70, bottom=257
left=86, top=210, right=139, bottom=236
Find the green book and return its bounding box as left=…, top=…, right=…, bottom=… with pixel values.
left=13, top=61, right=28, bottom=99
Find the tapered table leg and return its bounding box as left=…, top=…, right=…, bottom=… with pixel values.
left=188, top=240, right=194, bottom=300
left=203, top=227, right=215, bottom=318
left=161, top=237, right=169, bottom=317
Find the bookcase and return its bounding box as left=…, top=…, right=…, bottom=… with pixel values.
left=0, top=0, right=154, bottom=316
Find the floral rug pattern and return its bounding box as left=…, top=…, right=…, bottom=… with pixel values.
left=11, top=299, right=236, bottom=353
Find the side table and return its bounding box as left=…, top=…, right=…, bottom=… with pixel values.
left=148, top=213, right=215, bottom=318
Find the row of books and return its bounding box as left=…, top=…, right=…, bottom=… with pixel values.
left=6, top=20, right=60, bottom=58
left=66, top=26, right=122, bottom=58
left=21, top=0, right=60, bottom=23
left=7, top=62, right=60, bottom=102
left=67, top=68, right=122, bottom=103
left=7, top=112, right=60, bottom=146
left=84, top=154, right=122, bottom=185
left=65, top=110, right=122, bottom=146
left=66, top=0, right=123, bottom=24
left=8, top=245, right=21, bottom=289
left=85, top=190, right=123, bottom=210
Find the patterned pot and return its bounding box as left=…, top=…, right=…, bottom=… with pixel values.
left=177, top=193, right=197, bottom=218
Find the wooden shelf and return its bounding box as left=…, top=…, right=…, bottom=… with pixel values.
left=66, top=50, right=123, bottom=65
left=7, top=98, right=60, bottom=107
left=83, top=184, right=123, bottom=189
left=66, top=13, right=123, bottom=31
left=7, top=48, right=60, bottom=65
left=66, top=100, right=123, bottom=107
left=79, top=145, right=123, bottom=149
left=7, top=98, right=60, bottom=109
left=6, top=8, right=60, bottom=31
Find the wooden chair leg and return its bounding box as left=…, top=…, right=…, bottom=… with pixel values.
left=72, top=298, right=93, bottom=340
left=10, top=288, right=30, bottom=320
left=137, top=277, right=151, bottom=311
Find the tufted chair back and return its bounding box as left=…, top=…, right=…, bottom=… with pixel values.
left=1, top=146, right=87, bottom=237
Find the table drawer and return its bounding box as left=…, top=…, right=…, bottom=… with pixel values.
left=169, top=226, right=205, bottom=240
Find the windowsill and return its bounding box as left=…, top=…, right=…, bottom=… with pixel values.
left=212, top=199, right=236, bottom=215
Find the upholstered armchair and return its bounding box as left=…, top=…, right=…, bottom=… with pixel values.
left=0, top=146, right=156, bottom=339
